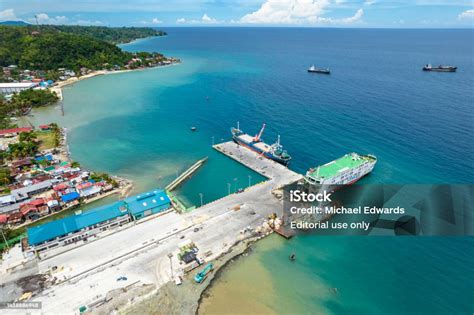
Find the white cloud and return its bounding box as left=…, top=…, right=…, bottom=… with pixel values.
left=315, top=8, right=364, bottom=24
left=176, top=13, right=222, bottom=24
left=29, top=13, right=68, bottom=25
left=137, top=18, right=163, bottom=25
left=364, top=0, right=376, bottom=6
left=202, top=13, right=218, bottom=23
left=240, top=0, right=363, bottom=25
left=240, top=0, right=330, bottom=24
left=75, top=20, right=103, bottom=26
left=0, top=8, right=20, bottom=21
left=458, top=9, right=474, bottom=20
left=340, top=8, right=364, bottom=24
left=26, top=12, right=103, bottom=25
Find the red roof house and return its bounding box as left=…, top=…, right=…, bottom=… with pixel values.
left=20, top=204, right=38, bottom=216
left=0, top=127, right=33, bottom=136
left=53, top=183, right=69, bottom=191
left=28, top=198, right=46, bottom=207
left=0, top=214, right=9, bottom=224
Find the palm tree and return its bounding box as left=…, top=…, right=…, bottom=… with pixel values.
left=19, top=131, right=37, bottom=143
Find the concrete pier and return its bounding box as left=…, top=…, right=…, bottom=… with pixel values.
left=166, top=157, right=208, bottom=191
left=213, top=141, right=301, bottom=187
left=0, top=142, right=303, bottom=314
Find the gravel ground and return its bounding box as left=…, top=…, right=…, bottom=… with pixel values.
left=118, top=237, right=261, bottom=315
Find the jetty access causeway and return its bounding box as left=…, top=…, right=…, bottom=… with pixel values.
left=1, top=141, right=302, bottom=314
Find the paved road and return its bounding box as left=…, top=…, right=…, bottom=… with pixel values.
left=5, top=141, right=303, bottom=314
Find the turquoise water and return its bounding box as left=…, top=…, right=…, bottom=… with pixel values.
left=201, top=235, right=474, bottom=315
left=29, top=28, right=473, bottom=314
left=29, top=60, right=267, bottom=207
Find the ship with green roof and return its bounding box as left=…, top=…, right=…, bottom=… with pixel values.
left=304, top=153, right=377, bottom=186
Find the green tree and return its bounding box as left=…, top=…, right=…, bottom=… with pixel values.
left=0, top=167, right=11, bottom=185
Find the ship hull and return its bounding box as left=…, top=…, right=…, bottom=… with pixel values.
left=423, top=67, right=457, bottom=72
left=308, top=69, right=330, bottom=74
left=232, top=136, right=290, bottom=166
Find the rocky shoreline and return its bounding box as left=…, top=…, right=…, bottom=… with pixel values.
left=115, top=233, right=271, bottom=315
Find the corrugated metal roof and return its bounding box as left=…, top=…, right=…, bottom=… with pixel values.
left=0, top=127, right=33, bottom=135
left=125, top=189, right=170, bottom=215
left=27, top=189, right=171, bottom=246
left=61, top=192, right=80, bottom=202
left=0, top=83, right=37, bottom=88
left=27, top=201, right=128, bottom=246
left=11, top=180, right=53, bottom=197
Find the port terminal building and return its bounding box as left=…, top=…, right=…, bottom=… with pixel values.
left=27, top=189, right=171, bottom=252
left=0, top=82, right=39, bottom=95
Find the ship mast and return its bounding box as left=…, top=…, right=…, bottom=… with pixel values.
left=237, top=121, right=240, bottom=131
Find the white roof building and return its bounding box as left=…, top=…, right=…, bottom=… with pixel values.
left=0, top=82, right=39, bottom=95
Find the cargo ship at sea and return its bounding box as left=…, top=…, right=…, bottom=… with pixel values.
left=231, top=122, right=291, bottom=166
left=307, top=65, right=330, bottom=74
left=304, top=153, right=377, bottom=186
left=422, top=64, right=457, bottom=72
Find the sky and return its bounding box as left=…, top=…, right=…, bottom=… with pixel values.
left=0, top=0, right=473, bottom=28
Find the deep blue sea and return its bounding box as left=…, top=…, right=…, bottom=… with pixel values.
left=30, top=28, right=474, bottom=314
left=124, top=28, right=474, bottom=185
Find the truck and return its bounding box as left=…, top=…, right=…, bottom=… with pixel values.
left=194, top=263, right=214, bottom=283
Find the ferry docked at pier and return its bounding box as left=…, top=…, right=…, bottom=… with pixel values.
left=231, top=122, right=291, bottom=166
left=304, top=153, right=377, bottom=186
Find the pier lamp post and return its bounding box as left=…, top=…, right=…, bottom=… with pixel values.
left=167, top=253, right=173, bottom=279
left=199, top=193, right=203, bottom=207
left=227, top=183, right=231, bottom=195
left=248, top=175, right=252, bottom=188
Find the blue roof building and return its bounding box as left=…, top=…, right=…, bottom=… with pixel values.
left=61, top=191, right=80, bottom=203
left=28, top=201, right=128, bottom=246
left=27, top=189, right=171, bottom=246
left=125, top=189, right=171, bottom=220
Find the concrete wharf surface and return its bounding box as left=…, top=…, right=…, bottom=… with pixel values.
left=0, top=142, right=302, bottom=314
left=213, top=141, right=301, bottom=187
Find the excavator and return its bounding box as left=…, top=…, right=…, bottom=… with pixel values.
left=194, top=263, right=214, bottom=283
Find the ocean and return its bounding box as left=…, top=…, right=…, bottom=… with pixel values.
left=29, top=28, right=473, bottom=314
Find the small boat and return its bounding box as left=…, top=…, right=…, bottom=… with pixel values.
left=289, top=253, right=296, bottom=261
left=422, top=64, right=457, bottom=72
left=191, top=127, right=197, bottom=131
left=308, top=65, right=330, bottom=74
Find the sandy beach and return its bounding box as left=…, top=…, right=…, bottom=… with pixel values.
left=49, top=63, right=180, bottom=101
left=50, top=70, right=125, bottom=100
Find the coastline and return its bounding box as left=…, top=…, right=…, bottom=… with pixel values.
left=57, top=126, right=135, bottom=198
left=50, top=64, right=180, bottom=101
left=117, top=233, right=272, bottom=315
left=9, top=41, right=285, bottom=313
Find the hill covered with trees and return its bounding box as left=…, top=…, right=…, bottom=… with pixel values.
left=29, top=25, right=166, bottom=44
left=0, top=25, right=168, bottom=71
